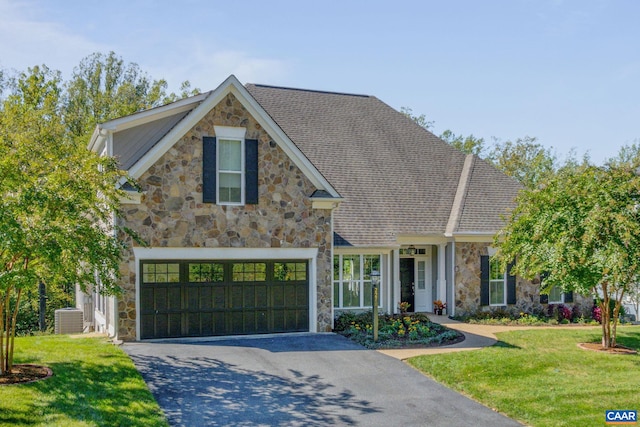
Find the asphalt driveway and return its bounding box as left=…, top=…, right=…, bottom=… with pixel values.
left=123, top=333, right=521, bottom=427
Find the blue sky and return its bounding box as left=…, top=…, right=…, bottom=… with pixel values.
left=1, top=0, right=638, bottom=164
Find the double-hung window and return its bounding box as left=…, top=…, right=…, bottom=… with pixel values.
left=481, top=253, right=516, bottom=306
left=215, top=126, right=246, bottom=205
left=218, top=137, right=244, bottom=204
left=489, top=257, right=506, bottom=306
left=203, top=126, right=258, bottom=205
left=548, top=286, right=564, bottom=304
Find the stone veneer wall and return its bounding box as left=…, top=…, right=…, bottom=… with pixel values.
left=454, top=242, right=591, bottom=316
left=116, top=93, right=333, bottom=340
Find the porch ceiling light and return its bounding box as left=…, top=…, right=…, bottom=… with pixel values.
left=407, top=245, right=416, bottom=256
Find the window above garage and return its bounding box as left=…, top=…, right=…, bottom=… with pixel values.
left=203, top=126, right=259, bottom=206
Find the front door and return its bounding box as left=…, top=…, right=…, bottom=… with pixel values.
left=400, top=258, right=415, bottom=312
left=400, top=253, right=433, bottom=313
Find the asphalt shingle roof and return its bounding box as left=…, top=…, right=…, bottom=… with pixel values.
left=457, top=157, right=522, bottom=233
left=108, top=79, right=522, bottom=247
left=246, top=84, right=520, bottom=246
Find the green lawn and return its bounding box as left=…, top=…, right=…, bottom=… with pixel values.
left=0, top=335, right=168, bottom=427
left=408, top=326, right=640, bottom=427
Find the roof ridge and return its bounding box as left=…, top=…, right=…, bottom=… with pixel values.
left=247, top=83, right=370, bottom=98
left=445, top=154, right=476, bottom=236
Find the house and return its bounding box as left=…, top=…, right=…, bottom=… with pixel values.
left=78, top=75, right=590, bottom=340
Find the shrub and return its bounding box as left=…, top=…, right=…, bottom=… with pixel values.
left=333, top=311, right=460, bottom=349
left=571, top=305, right=581, bottom=322
left=454, top=304, right=599, bottom=326
left=557, top=304, right=572, bottom=321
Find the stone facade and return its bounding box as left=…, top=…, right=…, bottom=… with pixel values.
left=115, top=93, right=333, bottom=340
left=454, top=242, right=591, bottom=316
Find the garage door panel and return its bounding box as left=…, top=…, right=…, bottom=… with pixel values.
left=141, top=314, right=155, bottom=339
left=155, top=314, right=168, bottom=338
left=200, top=313, right=213, bottom=335
left=167, top=287, right=181, bottom=309
left=256, top=311, right=268, bottom=332
left=284, top=285, right=296, bottom=305
left=296, top=284, right=308, bottom=306
left=186, top=313, right=199, bottom=336
left=295, top=309, right=308, bottom=330
left=255, top=285, right=268, bottom=308
left=154, top=287, right=168, bottom=310
left=212, top=286, right=225, bottom=308
left=272, top=285, right=285, bottom=306
left=199, top=286, right=213, bottom=310
left=230, top=285, right=244, bottom=309
left=186, top=286, right=199, bottom=310
left=243, top=285, right=255, bottom=308
left=229, top=311, right=244, bottom=334
left=168, top=313, right=181, bottom=337
left=141, top=287, right=154, bottom=310
left=213, top=311, right=227, bottom=334
left=272, top=310, right=286, bottom=332
left=141, top=260, right=310, bottom=339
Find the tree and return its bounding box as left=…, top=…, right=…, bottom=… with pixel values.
left=439, top=130, right=486, bottom=156
left=400, top=107, right=434, bottom=131
left=0, top=65, right=132, bottom=374
left=487, top=136, right=557, bottom=188
left=400, top=107, right=487, bottom=156
left=64, top=51, right=199, bottom=144
left=495, top=159, right=640, bottom=348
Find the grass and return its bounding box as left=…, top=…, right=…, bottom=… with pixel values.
left=0, top=334, right=168, bottom=427
left=408, top=326, right=640, bottom=427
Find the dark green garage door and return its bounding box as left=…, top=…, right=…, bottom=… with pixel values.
left=140, top=260, right=309, bottom=339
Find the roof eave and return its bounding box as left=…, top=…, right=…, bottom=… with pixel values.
left=449, top=231, right=497, bottom=242
left=101, top=92, right=209, bottom=133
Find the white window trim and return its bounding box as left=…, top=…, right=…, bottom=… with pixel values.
left=333, top=254, right=382, bottom=309
left=489, top=257, right=507, bottom=306
left=548, top=286, right=564, bottom=304
left=214, top=126, right=246, bottom=206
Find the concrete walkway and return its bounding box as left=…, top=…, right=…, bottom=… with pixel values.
left=377, top=315, right=597, bottom=360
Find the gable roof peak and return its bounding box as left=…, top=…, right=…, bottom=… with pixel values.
left=97, top=74, right=340, bottom=198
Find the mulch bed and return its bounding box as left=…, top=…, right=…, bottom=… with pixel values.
left=0, top=364, right=53, bottom=385
left=578, top=342, right=638, bottom=355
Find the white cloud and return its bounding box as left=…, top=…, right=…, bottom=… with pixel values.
left=143, top=42, right=292, bottom=93
left=0, top=0, right=107, bottom=77
left=0, top=0, right=291, bottom=92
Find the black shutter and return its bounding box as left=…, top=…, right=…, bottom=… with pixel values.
left=540, top=293, right=549, bottom=304
left=202, top=136, right=216, bottom=203
left=480, top=255, right=489, bottom=306
left=245, top=139, right=258, bottom=204
left=506, top=262, right=516, bottom=304
left=564, top=291, right=574, bottom=303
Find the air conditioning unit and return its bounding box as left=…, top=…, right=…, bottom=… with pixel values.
left=54, top=308, right=84, bottom=334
